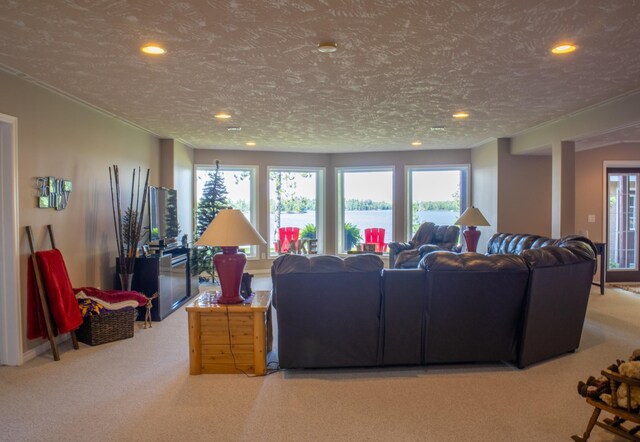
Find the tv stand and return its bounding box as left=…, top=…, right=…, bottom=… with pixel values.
left=116, top=247, right=198, bottom=321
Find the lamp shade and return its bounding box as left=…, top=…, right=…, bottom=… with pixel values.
left=195, top=209, right=266, bottom=247
left=454, top=206, right=490, bottom=227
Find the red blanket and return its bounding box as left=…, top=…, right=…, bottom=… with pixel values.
left=27, top=249, right=83, bottom=340
left=73, top=286, right=147, bottom=307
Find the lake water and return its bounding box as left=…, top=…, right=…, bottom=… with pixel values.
left=271, top=209, right=458, bottom=244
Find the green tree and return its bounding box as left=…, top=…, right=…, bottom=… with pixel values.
left=195, top=160, right=229, bottom=281
left=165, top=189, right=180, bottom=239
left=270, top=171, right=311, bottom=236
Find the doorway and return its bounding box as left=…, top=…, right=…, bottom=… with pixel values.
left=0, top=113, right=21, bottom=365
left=607, top=167, right=640, bottom=282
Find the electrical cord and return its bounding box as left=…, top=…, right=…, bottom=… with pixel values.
left=224, top=304, right=281, bottom=378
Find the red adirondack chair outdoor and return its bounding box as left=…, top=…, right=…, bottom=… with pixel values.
left=363, top=227, right=387, bottom=252
left=275, top=227, right=300, bottom=254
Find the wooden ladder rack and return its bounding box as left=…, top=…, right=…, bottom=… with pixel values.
left=26, top=225, right=79, bottom=361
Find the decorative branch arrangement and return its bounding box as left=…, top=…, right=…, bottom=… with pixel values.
left=109, top=165, right=150, bottom=279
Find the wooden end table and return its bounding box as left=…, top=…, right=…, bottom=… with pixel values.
left=186, top=290, right=271, bottom=375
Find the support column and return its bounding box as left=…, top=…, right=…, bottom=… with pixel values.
left=551, top=141, right=575, bottom=237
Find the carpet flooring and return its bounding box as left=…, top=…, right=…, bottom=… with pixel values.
left=1, top=280, right=639, bottom=441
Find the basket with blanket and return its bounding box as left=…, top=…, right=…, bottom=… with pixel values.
left=74, top=287, right=148, bottom=346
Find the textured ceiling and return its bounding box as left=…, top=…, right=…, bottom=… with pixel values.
left=1, top=0, right=640, bottom=153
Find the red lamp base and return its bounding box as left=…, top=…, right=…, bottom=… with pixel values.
left=463, top=226, right=481, bottom=253
left=214, top=247, right=246, bottom=304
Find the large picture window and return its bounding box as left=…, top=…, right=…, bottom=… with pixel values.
left=336, top=167, right=394, bottom=253
left=406, top=166, right=469, bottom=240
left=195, top=164, right=258, bottom=257
left=268, top=167, right=324, bottom=256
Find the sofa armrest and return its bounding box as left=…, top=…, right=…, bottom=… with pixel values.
left=417, top=244, right=442, bottom=254
left=387, top=241, right=414, bottom=252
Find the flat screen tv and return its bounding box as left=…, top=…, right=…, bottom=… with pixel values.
left=148, top=186, right=179, bottom=244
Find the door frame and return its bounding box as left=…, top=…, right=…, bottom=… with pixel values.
left=0, top=113, right=22, bottom=366
left=603, top=161, right=640, bottom=282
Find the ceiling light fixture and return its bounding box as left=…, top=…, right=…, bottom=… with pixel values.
left=411, top=141, right=422, bottom=147
left=430, top=126, right=446, bottom=131
left=453, top=112, right=469, bottom=119
left=140, top=44, right=166, bottom=55
left=551, top=44, right=577, bottom=54
left=246, top=141, right=256, bottom=147
left=214, top=113, right=231, bottom=119
left=317, top=42, right=338, bottom=53
left=227, top=126, right=242, bottom=131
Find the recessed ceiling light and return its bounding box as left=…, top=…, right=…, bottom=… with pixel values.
left=318, top=42, right=338, bottom=53
left=140, top=44, right=166, bottom=55
left=551, top=44, right=577, bottom=54
left=411, top=141, right=422, bottom=147
left=227, top=126, right=242, bottom=131
left=430, top=126, right=446, bottom=131
left=214, top=113, right=231, bottom=119
left=246, top=141, right=256, bottom=147
left=453, top=112, right=469, bottom=119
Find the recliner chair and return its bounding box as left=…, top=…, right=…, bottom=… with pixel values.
left=388, top=222, right=461, bottom=268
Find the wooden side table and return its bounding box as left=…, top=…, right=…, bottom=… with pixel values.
left=186, top=290, right=272, bottom=375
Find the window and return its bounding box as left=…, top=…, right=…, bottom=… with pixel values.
left=336, top=167, right=394, bottom=253
left=268, top=167, right=324, bottom=256
left=406, top=166, right=469, bottom=240
left=608, top=171, right=638, bottom=270
left=195, top=164, right=258, bottom=257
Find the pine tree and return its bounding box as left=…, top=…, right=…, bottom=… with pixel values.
left=164, top=190, right=180, bottom=239
left=196, top=160, right=229, bottom=281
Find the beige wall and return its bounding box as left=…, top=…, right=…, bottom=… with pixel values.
left=158, top=138, right=195, bottom=243
left=472, top=139, right=553, bottom=252
left=498, top=145, right=552, bottom=236
left=0, top=70, right=160, bottom=352
left=174, top=140, right=195, bottom=243
left=195, top=148, right=472, bottom=270
left=471, top=141, right=498, bottom=252
left=575, top=142, right=640, bottom=243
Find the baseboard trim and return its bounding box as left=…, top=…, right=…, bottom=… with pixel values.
left=22, top=333, right=71, bottom=363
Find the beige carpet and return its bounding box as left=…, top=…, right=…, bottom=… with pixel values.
left=610, top=283, right=640, bottom=295
left=1, top=280, right=638, bottom=441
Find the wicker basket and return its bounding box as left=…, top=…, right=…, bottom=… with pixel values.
left=76, top=308, right=137, bottom=346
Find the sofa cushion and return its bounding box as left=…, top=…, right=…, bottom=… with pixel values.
left=486, top=233, right=555, bottom=255
left=272, top=253, right=383, bottom=274
left=420, top=251, right=530, bottom=364
left=272, top=253, right=384, bottom=369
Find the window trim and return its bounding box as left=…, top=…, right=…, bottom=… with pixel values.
left=267, top=166, right=325, bottom=257
left=335, top=165, right=395, bottom=254
left=405, top=164, right=470, bottom=242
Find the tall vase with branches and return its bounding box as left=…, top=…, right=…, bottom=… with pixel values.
left=109, top=165, right=150, bottom=290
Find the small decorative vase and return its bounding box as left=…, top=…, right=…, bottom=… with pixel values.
left=119, top=272, right=134, bottom=291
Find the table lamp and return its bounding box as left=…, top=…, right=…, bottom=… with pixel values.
left=454, top=206, right=490, bottom=253
left=195, top=209, right=266, bottom=304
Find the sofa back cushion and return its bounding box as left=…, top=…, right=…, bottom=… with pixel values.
left=486, top=233, right=556, bottom=255
left=431, top=224, right=460, bottom=251
left=420, top=251, right=530, bottom=364
left=272, top=254, right=384, bottom=368
left=381, top=268, right=426, bottom=366
left=517, top=235, right=596, bottom=367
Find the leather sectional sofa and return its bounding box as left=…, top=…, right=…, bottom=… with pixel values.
left=271, top=233, right=597, bottom=369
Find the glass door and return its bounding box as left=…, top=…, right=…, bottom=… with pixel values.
left=607, top=169, right=640, bottom=281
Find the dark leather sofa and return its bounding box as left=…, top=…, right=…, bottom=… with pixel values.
left=271, top=233, right=597, bottom=369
